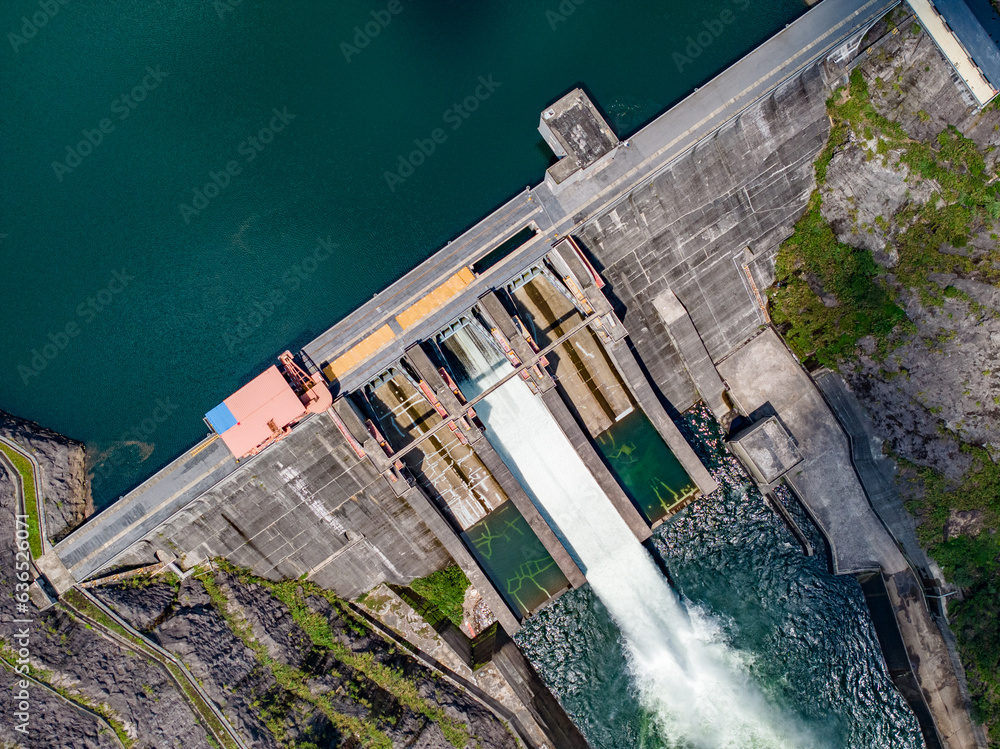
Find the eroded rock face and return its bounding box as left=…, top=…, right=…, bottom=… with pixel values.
left=0, top=466, right=210, bottom=749
left=155, top=579, right=281, bottom=748
left=862, top=28, right=1000, bottom=159
left=3, top=685, right=121, bottom=749
left=0, top=409, right=92, bottom=542
left=821, top=27, right=1000, bottom=485
left=210, top=572, right=519, bottom=749
left=820, top=136, right=937, bottom=263
left=92, top=581, right=177, bottom=632
left=846, top=258, right=1000, bottom=482
left=944, top=509, right=985, bottom=541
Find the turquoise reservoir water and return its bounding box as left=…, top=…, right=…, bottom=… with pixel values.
left=0, top=0, right=805, bottom=507
left=517, top=408, right=925, bottom=749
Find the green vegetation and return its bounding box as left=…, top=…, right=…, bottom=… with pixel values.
left=116, top=569, right=181, bottom=590
left=404, top=564, right=470, bottom=630
left=771, top=191, right=907, bottom=366
left=901, top=452, right=1000, bottom=736
left=773, top=65, right=1000, bottom=742
left=203, top=562, right=470, bottom=749
left=0, top=441, right=44, bottom=559
left=771, top=69, right=1000, bottom=365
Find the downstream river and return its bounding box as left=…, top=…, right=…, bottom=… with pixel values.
left=1, top=0, right=804, bottom=506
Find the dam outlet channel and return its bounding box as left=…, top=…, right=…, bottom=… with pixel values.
left=440, top=321, right=821, bottom=748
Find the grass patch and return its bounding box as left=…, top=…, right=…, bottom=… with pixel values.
left=404, top=565, right=470, bottom=630
left=0, top=442, right=44, bottom=558
left=772, top=193, right=908, bottom=366
left=212, top=561, right=470, bottom=749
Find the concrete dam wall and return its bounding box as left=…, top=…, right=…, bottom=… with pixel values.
left=578, top=64, right=833, bottom=411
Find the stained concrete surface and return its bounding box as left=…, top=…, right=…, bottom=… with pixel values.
left=135, top=412, right=452, bottom=600
left=510, top=273, right=633, bottom=437
left=729, top=416, right=803, bottom=486
left=718, top=329, right=907, bottom=576
left=651, top=290, right=730, bottom=420
left=54, top=436, right=235, bottom=581
left=814, top=370, right=936, bottom=576
left=578, top=65, right=834, bottom=412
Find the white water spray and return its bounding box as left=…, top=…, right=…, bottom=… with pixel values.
left=446, top=325, right=821, bottom=748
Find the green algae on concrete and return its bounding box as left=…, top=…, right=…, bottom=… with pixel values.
left=461, top=501, right=568, bottom=618
left=595, top=410, right=698, bottom=524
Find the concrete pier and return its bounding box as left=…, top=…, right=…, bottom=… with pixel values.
left=603, top=338, right=718, bottom=498
left=509, top=272, right=634, bottom=437
left=471, top=438, right=586, bottom=590
left=717, top=329, right=978, bottom=749
left=540, top=388, right=652, bottom=545
left=652, top=291, right=730, bottom=421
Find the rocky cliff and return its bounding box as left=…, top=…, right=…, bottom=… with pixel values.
left=769, top=14, right=1000, bottom=743
left=0, top=409, right=91, bottom=542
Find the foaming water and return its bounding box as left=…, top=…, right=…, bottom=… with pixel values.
left=444, top=325, right=821, bottom=748
left=517, top=410, right=925, bottom=749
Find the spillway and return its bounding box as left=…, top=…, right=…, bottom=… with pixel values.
left=442, top=323, right=821, bottom=748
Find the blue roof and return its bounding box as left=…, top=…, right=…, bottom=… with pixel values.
left=205, top=402, right=238, bottom=434
left=934, top=0, right=1000, bottom=90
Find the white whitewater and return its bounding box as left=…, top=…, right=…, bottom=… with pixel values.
left=446, top=325, right=821, bottom=748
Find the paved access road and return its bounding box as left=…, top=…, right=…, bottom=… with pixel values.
left=303, top=0, right=897, bottom=384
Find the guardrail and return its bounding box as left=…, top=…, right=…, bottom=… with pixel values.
left=61, top=587, right=250, bottom=749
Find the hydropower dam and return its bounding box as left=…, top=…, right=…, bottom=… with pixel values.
left=28, top=0, right=983, bottom=746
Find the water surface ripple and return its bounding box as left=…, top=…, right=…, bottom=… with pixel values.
left=516, top=408, right=924, bottom=749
